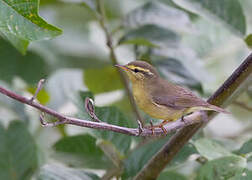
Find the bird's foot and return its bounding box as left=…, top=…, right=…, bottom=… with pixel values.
left=147, top=120, right=168, bottom=135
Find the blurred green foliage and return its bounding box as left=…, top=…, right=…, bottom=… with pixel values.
left=0, top=0, right=251, bottom=179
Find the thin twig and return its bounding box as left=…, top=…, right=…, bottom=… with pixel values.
left=96, top=0, right=144, bottom=127
left=30, top=79, right=45, bottom=102
left=133, top=53, right=252, bottom=180
left=0, top=83, right=203, bottom=137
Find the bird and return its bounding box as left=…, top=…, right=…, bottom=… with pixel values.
left=115, top=60, right=229, bottom=133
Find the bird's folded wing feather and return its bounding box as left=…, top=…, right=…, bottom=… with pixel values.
left=151, top=82, right=208, bottom=109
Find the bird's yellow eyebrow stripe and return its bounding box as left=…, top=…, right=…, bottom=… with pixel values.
left=127, top=65, right=151, bottom=73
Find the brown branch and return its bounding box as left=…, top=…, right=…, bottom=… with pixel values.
left=134, top=53, right=252, bottom=180
left=0, top=83, right=204, bottom=137
left=96, top=0, right=144, bottom=128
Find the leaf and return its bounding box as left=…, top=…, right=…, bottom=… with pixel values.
left=157, top=171, right=187, bottom=180
left=234, top=139, right=252, bottom=161
left=172, top=0, right=246, bottom=37
left=169, top=142, right=197, bottom=166
left=94, top=106, right=132, bottom=155
left=122, top=137, right=170, bottom=179
left=44, top=69, right=85, bottom=110
left=27, top=87, right=50, bottom=105
left=194, top=138, right=232, bottom=160
left=119, top=24, right=179, bottom=48
left=81, top=0, right=96, bottom=12
left=0, top=121, right=38, bottom=180
left=229, top=169, right=252, bottom=180
left=124, top=1, right=191, bottom=33
left=0, top=38, right=49, bottom=84
left=0, top=81, right=29, bottom=121
left=84, top=66, right=123, bottom=94
left=122, top=136, right=196, bottom=179
left=245, top=34, right=252, bottom=48
left=38, top=164, right=100, bottom=180
left=196, top=156, right=247, bottom=180
left=152, top=56, right=203, bottom=92
left=53, top=134, right=111, bottom=169
left=0, top=0, right=62, bottom=54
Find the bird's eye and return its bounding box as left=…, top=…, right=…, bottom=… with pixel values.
left=133, top=68, right=139, bottom=73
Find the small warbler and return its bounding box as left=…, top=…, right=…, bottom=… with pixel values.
left=116, top=61, right=229, bottom=133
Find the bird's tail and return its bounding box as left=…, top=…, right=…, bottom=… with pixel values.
left=207, top=104, right=230, bottom=114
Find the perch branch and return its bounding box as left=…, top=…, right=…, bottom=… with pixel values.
left=134, top=53, right=252, bottom=180
left=0, top=83, right=203, bottom=137
left=96, top=0, right=144, bottom=128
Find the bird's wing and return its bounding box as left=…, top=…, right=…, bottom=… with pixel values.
left=151, top=80, right=208, bottom=109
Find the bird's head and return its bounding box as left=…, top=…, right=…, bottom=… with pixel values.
left=115, top=61, right=159, bottom=83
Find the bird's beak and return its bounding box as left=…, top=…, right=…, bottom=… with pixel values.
left=115, top=64, right=129, bottom=71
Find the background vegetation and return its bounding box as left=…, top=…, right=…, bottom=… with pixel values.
left=0, top=0, right=251, bottom=179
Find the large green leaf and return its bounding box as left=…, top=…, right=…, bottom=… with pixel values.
left=152, top=57, right=203, bottom=92
left=38, top=164, right=100, bottom=180
left=172, top=0, right=246, bottom=36
left=194, top=138, right=232, bottom=160
left=84, top=66, right=123, bottom=94
left=94, top=106, right=132, bottom=155
left=124, top=1, right=191, bottom=33
left=119, top=24, right=179, bottom=48
left=229, top=169, right=252, bottom=180
left=53, top=134, right=111, bottom=169
left=0, top=38, right=49, bottom=84
left=0, top=121, right=38, bottom=180
left=234, top=139, right=252, bottom=161
left=0, top=0, right=62, bottom=54
left=196, top=156, right=247, bottom=180
left=122, top=136, right=196, bottom=179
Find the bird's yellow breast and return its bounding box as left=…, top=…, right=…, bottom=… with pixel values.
left=132, top=82, right=184, bottom=121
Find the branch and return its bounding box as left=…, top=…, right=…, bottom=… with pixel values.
left=96, top=0, right=144, bottom=128
left=134, top=53, right=252, bottom=180
left=0, top=83, right=203, bottom=137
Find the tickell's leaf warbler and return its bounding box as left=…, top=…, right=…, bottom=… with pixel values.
left=115, top=61, right=229, bottom=133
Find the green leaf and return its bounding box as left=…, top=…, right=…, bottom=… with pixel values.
left=152, top=56, right=203, bottom=92
left=124, top=1, right=191, bottom=33
left=0, top=0, right=62, bottom=54
left=27, top=87, right=50, bottom=105
left=234, top=139, right=252, bottom=161
left=38, top=164, right=100, bottom=180
left=119, top=24, right=179, bottom=47
left=245, top=34, right=252, bottom=48
left=122, top=136, right=196, bottom=179
left=81, top=0, right=96, bottom=12
left=169, top=142, right=197, bottom=166
left=0, top=121, right=38, bottom=180
left=229, top=169, right=252, bottom=180
left=53, top=134, right=111, bottom=169
left=157, top=171, right=187, bottom=180
left=194, top=138, right=232, bottom=160
left=172, top=0, right=246, bottom=36
left=196, top=156, right=247, bottom=180
left=0, top=38, right=49, bottom=84
left=84, top=66, right=123, bottom=94
left=122, top=137, right=170, bottom=179
left=94, top=106, right=132, bottom=155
